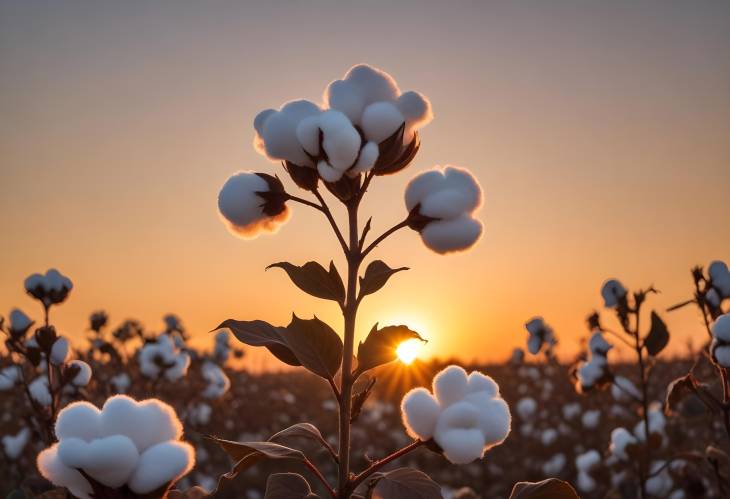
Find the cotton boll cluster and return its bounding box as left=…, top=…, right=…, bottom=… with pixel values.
left=574, top=330, right=613, bottom=393
left=37, top=396, right=194, bottom=498
left=522, top=317, right=557, bottom=356
left=213, top=330, right=231, bottom=364
left=24, top=269, right=73, bottom=307
left=138, top=334, right=190, bottom=381
left=710, top=314, right=730, bottom=368
left=601, top=279, right=627, bottom=309
left=401, top=366, right=511, bottom=464
left=611, top=376, right=641, bottom=402
left=404, top=166, right=483, bottom=254
left=65, top=360, right=92, bottom=388
left=2, top=427, right=31, bottom=460
left=201, top=361, right=230, bottom=399
left=575, top=449, right=601, bottom=493
left=217, top=172, right=290, bottom=239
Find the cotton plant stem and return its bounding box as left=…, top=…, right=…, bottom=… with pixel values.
left=632, top=305, right=650, bottom=499
left=350, top=440, right=425, bottom=491
left=337, top=200, right=361, bottom=497
left=361, top=220, right=409, bottom=259
left=303, top=458, right=337, bottom=498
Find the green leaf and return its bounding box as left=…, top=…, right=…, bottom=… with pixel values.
left=508, top=478, right=580, bottom=499
left=268, top=423, right=334, bottom=456
left=216, top=319, right=300, bottom=367
left=208, top=437, right=306, bottom=479
left=358, top=261, right=408, bottom=298
left=284, top=315, right=343, bottom=379
left=356, top=324, right=425, bottom=374
left=264, top=473, right=318, bottom=499
left=644, top=311, right=670, bottom=356
left=267, top=261, right=345, bottom=304
left=369, top=468, right=441, bottom=499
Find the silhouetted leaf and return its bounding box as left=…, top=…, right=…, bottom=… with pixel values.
left=645, top=311, right=670, bottom=356
left=268, top=261, right=345, bottom=304
left=369, top=468, right=441, bottom=499
left=665, top=374, right=696, bottom=415
left=208, top=437, right=305, bottom=478
left=356, top=324, right=425, bottom=374
left=216, top=319, right=300, bottom=367
left=358, top=261, right=408, bottom=299
left=269, top=423, right=334, bottom=457
left=284, top=315, right=343, bottom=379
left=508, top=478, right=580, bottom=499
left=168, top=486, right=209, bottom=499
left=264, top=473, right=319, bottom=499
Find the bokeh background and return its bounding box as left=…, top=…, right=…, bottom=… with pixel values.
left=2, top=0, right=729, bottom=368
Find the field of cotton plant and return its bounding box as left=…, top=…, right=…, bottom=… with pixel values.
left=2, top=64, right=730, bottom=499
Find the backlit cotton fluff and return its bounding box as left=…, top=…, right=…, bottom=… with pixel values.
left=24, top=269, right=73, bottom=306
left=254, top=100, right=321, bottom=166
left=601, top=279, right=627, bottom=308
left=37, top=396, right=194, bottom=498
left=575, top=330, right=613, bottom=393
left=404, top=166, right=483, bottom=254
left=524, top=317, right=556, bottom=355
left=400, top=366, right=510, bottom=464
left=711, top=314, right=730, bottom=368
left=325, top=64, right=432, bottom=142
left=295, top=110, right=363, bottom=182
left=138, top=334, right=190, bottom=382
left=201, top=361, right=230, bottom=399
left=218, top=171, right=290, bottom=239
left=708, top=260, right=730, bottom=299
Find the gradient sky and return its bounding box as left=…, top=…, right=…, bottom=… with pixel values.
left=1, top=1, right=729, bottom=369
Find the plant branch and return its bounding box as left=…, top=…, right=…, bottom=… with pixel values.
left=304, top=457, right=337, bottom=498
left=313, top=190, right=349, bottom=255
left=350, top=440, right=425, bottom=491
left=361, top=220, right=409, bottom=259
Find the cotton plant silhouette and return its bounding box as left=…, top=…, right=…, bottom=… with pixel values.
left=213, top=64, right=578, bottom=499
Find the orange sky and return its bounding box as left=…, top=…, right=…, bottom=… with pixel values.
left=1, top=1, right=729, bottom=369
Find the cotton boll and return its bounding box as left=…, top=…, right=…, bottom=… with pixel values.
left=164, top=353, right=191, bottom=381
left=576, top=450, right=601, bottom=472
left=38, top=445, right=93, bottom=499
left=562, top=403, right=581, bottom=420
left=589, top=330, right=612, bottom=355
left=466, top=371, right=498, bottom=398
left=325, top=65, right=400, bottom=124
left=527, top=334, right=542, bottom=355
left=29, top=377, right=52, bottom=406
left=9, top=308, right=33, bottom=335
left=325, top=79, right=366, bottom=125
left=516, top=397, right=537, bottom=421
left=714, top=343, right=730, bottom=367
left=68, top=360, right=92, bottom=387
left=612, top=376, right=640, bottom=402
left=433, top=365, right=469, bottom=407
left=601, top=279, right=627, bottom=308
left=576, top=471, right=597, bottom=493
left=50, top=337, right=70, bottom=365
left=218, top=172, right=289, bottom=239
left=541, top=428, right=558, bottom=446
left=414, top=167, right=482, bottom=220
left=253, top=109, right=276, bottom=136
left=201, top=362, right=231, bottom=399
left=361, top=102, right=405, bottom=143
left=707, top=288, right=721, bottom=307
left=709, top=260, right=730, bottom=297
left=99, top=396, right=183, bottom=452
left=646, top=461, right=673, bottom=497
left=421, top=216, right=483, bottom=254
left=582, top=410, right=601, bottom=429
left=127, top=441, right=195, bottom=493
left=542, top=453, right=566, bottom=476
left=294, top=115, right=321, bottom=156
left=317, top=160, right=344, bottom=183
left=2, top=427, right=31, bottom=460
left=435, top=427, right=486, bottom=464
left=610, top=427, right=637, bottom=460
left=0, top=365, right=20, bottom=391
left=110, top=373, right=131, bottom=394
left=258, top=100, right=321, bottom=165
left=318, top=110, right=361, bottom=170
left=348, top=141, right=379, bottom=176
left=404, top=170, right=444, bottom=212
left=712, top=314, right=730, bottom=342
left=79, top=436, right=140, bottom=488
left=401, top=388, right=441, bottom=440
left=55, top=401, right=101, bottom=442
left=472, top=396, right=511, bottom=446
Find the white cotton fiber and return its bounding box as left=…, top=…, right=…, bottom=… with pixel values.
left=712, top=314, right=730, bottom=342
left=68, top=360, right=92, bottom=387
left=38, top=444, right=94, bottom=499
left=576, top=471, right=596, bottom=492
left=709, top=260, right=730, bottom=297
left=582, top=409, right=601, bottom=429
left=433, top=365, right=469, bottom=407
left=111, top=373, right=131, bottom=393
left=257, top=100, right=321, bottom=165
left=611, top=376, right=640, bottom=402
left=562, top=403, right=581, bottom=420
left=516, top=397, right=537, bottom=420
left=55, top=401, right=101, bottom=441
left=50, top=337, right=70, bottom=366
left=397, top=91, right=433, bottom=127
left=325, top=65, right=400, bottom=125
left=128, top=441, right=195, bottom=493
left=9, top=308, right=33, bottom=333
left=348, top=141, right=379, bottom=176
left=588, top=330, right=612, bottom=355
left=421, top=216, right=483, bottom=255
left=609, top=427, right=638, bottom=460
left=401, top=388, right=441, bottom=440
left=541, top=428, right=558, bottom=446
left=99, top=396, right=182, bottom=452
left=361, top=102, right=405, bottom=143
left=576, top=449, right=601, bottom=472
left=201, top=362, right=231, bottom=399
left=601, top=279, right=627, bottom=308
left=2, top=427, right=31, bottom=460
left=542, top=453, right=566, bottom=475
left=218, top=172, right=290, bottom=238
left=0, top=365, right=20, bottom=390
left=401, top=365, right=510, bottom=464
left=79, top=436, right=139, bottom=488
left=294, top=115, right=321, bottom=156
left=29, top=377, right=52, bottom=406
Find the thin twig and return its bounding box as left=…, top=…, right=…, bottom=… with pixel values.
left=350, top=440, right=425, bottom=491
left=312, top=190, right=349, bottom=254
left=360, top=220, right=409, bottom=259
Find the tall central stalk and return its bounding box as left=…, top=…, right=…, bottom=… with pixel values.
left=338, top=199, right=361, bottom=497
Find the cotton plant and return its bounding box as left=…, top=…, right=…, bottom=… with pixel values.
left=523, top=316, right=557, bottom=359
left=138, top=334, right=191, bottom=383
left=211, top=64, right=572, bottom=498
left=37, top=395, right=195, bottom=498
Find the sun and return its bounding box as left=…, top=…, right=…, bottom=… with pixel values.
left=396, top=339, right=422, bottom=365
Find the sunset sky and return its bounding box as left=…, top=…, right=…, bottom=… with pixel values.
left=1, top=1, right=729, bottom=369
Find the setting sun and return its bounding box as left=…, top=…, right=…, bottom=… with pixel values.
left=396, top=339, right=422, bottom=365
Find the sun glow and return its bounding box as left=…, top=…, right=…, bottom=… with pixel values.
left=396, top=339, right=422, bottom=365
